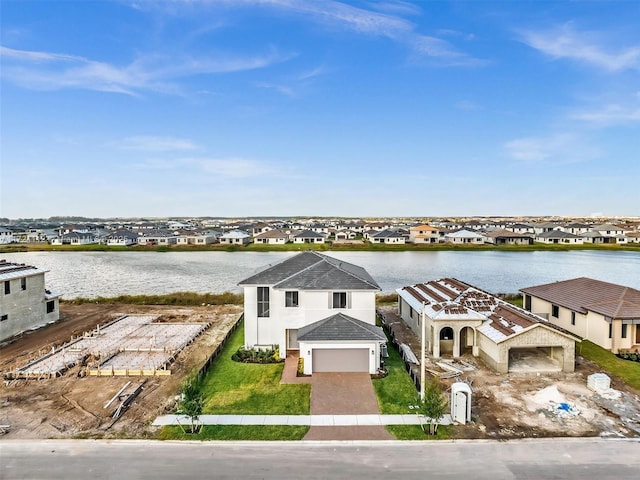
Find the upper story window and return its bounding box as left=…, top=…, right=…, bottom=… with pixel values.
left=524, top=294, right=531, bottom=311
left=4, top=281, right=10, bottom=295
left=571, top=312, right=576, bottom=325
left=332, top=292, right=347, bottom=309
left=285, top=291, right=299, bottom=307
left=551, top=304, right=559, bottom=318
left=257, top=287, right=270, bottom=317
left=21, top=278, right=26, bottom=290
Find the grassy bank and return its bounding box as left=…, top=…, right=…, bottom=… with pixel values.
left=64, top=291, right=243, bottom=306
left=2, top=242, right=639, bottom=254
left=578, top=340, right=640, bottom=391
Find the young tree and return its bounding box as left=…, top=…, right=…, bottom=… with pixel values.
left=417, top=378, right=448, bottom=435
left=179, top=375, right=205, bottom=434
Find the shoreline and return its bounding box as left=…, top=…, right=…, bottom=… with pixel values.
left=2, top=243, right=639, bottom=254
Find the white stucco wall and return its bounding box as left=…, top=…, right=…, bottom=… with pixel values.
left=0, top=273, right=60, bottom=341
left=243, top=286, right=378, bottom=357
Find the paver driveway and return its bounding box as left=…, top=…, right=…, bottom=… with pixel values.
left=303, top=372, right=393, bottom=440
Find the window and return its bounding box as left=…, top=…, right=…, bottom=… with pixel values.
left=571, top=312, right=576, bottom=326
left=21, top=277, right=26, bottom=290
left=3, top=281, right=9, bottom=295
left=285, top=291, right=299, bottom=307
left=257, top=287, right=270, bottom=317
left=622, top=324, right=627, bottom=339
left=551, top=304, right=559, bottom=318
left=332, top=292, right=347, bottom=309
left=46, top=301, right=55, bottom=314
left=524, top=295, right=531, bottom=311
left=608, top=323, right=612, bottom=339
left=0, top=314, right=7, bottom=322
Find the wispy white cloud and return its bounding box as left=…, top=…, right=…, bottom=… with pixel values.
left=519, top=23, right=640, bottom=72
left=113, top=136, right=199, bottom=152
left=570, top=103, right=640, bottom=127
left=0, top=45, right=291, bottom=95
left=165, top=0, right=483, bottom=66
left=255, top=81, right=296, bottom=97
left=136, top=156, right=278, bottom=178
left=504, top=133, right=601, bottom=164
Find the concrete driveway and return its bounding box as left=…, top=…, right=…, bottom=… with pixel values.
left=304, top=372, right=393, bottom=440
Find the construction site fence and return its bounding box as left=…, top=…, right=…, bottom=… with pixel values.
left=377, top=309, right=421, bottom=393
left=194, top=313, right=244, bottom=382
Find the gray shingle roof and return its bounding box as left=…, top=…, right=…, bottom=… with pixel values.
left=297, top=313, right=386, bottom=342
left=238, top=251, right=380, bottom=290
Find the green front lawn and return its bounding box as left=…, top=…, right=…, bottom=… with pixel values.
left=158, top=425, right=309, bottom=441
left=579, top=340, right=640, bottom=391
left=373, top=339, right=422, bottom=414
left=373, top=333, right=453, bottom=440
left=159, top=322, right=311, bottom=440
left=199, top=324, right=311, bottom=414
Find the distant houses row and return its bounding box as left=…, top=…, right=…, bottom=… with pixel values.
left=1, top=219, right=639, bottom=247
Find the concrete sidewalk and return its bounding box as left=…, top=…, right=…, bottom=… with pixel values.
left=153, top=414, right=452, bottom=427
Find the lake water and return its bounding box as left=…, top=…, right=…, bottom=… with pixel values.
left=2, top=250, right=639, bottom=299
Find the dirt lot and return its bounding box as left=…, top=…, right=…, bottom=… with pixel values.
left=378, top=306, right=640, bottom=439
left=0, top=303, right=243, bottom=439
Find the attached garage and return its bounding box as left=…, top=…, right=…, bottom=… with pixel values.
left=297, top=313, right=387, bottom=375
left=312, top=348, right=369, bottom=373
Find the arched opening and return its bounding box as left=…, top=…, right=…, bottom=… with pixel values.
left=439, top=327, right=454, bottom=355
left=460, top=326, right=474, bottom=355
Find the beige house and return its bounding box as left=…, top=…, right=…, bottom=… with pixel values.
left=521, top=277, right=640, bottom=353
left=396, top=278, right=577, bottom=373
left=409, top=224, right=440, bottom=244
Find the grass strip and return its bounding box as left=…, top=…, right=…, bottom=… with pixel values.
left=158, top=425, right=309, bottom=441
left=578, top=340, right=640, bottom=391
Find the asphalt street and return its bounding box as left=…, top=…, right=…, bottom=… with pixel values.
left=1, top=438, right=638, bottom=479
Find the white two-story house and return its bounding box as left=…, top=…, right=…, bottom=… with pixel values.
left=238, top=251, right=386, bottom=374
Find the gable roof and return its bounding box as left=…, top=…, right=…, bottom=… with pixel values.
left=238, top=251, right=380, bottom=290
left=520, top=277, right=640, bottom=319
left=445, top=229, right=483, bottom=238
left=297, top=313, right=386, bottom=342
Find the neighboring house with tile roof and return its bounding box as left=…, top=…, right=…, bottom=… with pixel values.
left=409, top=224, right=440, bottom=244
left=483, top=229, right=533, bottom=245
left=293, top=230, right=326, bottom=244
left=253, top=229, right=289, bottom=245
left=219, top=229, right=251, bottom=245
left=521, top=277, right=640, bottom=353
left=0, top=260, right=62, bottom=341
left=444, top=229, right=484, bottom=244
left=396, top=278, right=577, bottom=373
left=105, top=229, right=139, bottom=246
left=370, top=229, right=406, bottom=244
left=238, top=251, right=385, bottom=374
left=535, top=230, right=584, bottom=244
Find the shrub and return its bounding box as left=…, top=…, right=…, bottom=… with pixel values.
left=232, top=346, right=283, bottom=364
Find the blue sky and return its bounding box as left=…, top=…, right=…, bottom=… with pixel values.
left=1, top=0, right=639, bottom=219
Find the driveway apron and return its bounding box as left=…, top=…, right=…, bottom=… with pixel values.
left=304, top=372, right=393, bottom=440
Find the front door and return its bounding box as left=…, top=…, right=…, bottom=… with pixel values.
left=636, top=324, right=640, bottom=344
left=287, top=329, right=299, bottom=350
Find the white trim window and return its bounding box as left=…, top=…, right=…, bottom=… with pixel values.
left=285, top=291, right=299, bottom=307
left=257, top=287, right=270, bottom=317
left=332, top=292, right=348, bottom=309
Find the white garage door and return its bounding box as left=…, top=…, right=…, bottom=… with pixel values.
left=312, top=348, right=369, bottom=373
